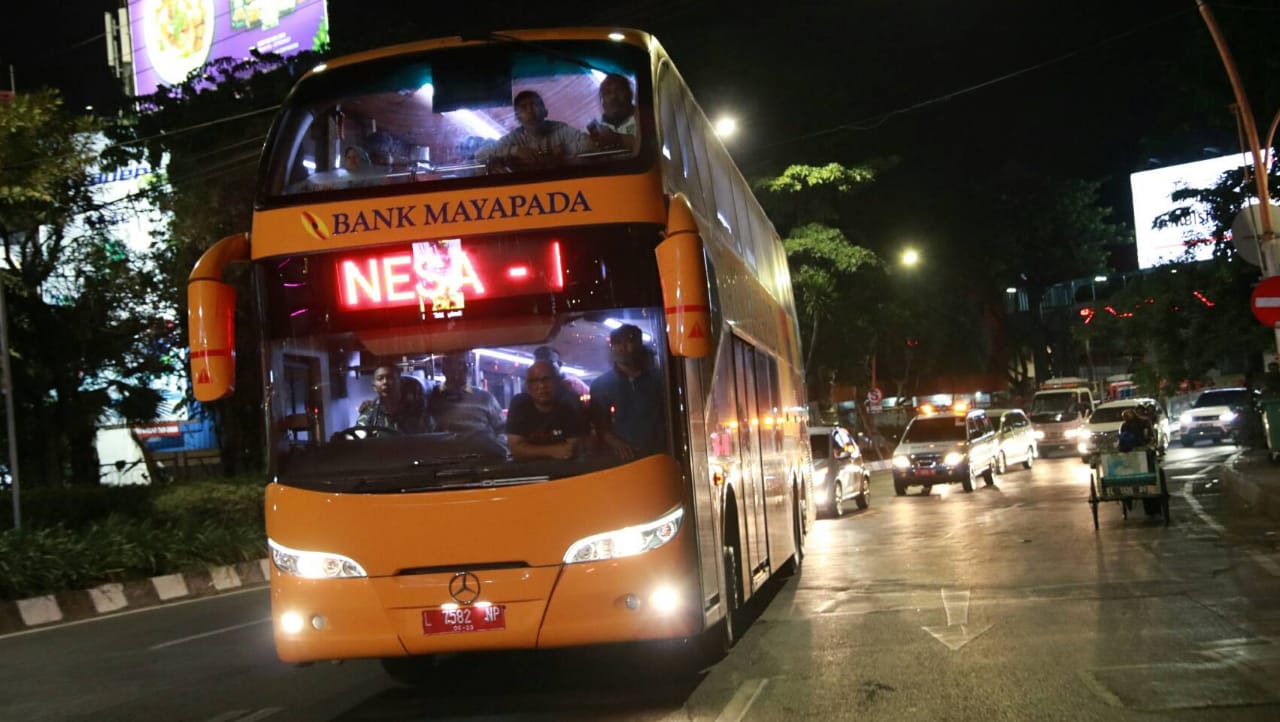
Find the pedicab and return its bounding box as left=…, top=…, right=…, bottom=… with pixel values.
left=1087, top=439, right=1169, bottom=529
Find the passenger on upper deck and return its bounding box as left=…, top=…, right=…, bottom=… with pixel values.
left=475, top=90, right=587, bottom=170
left=427, top=352, right=506, bottom=436
left=586, top=74, right=637, bottom=153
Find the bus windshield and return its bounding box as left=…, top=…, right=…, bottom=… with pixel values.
left=262, top=40, right=651, bottom=199
left=258, top=225, right=673, bottom=491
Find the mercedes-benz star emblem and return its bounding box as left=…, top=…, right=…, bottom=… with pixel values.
left=448, top=572, right=481, bottom=604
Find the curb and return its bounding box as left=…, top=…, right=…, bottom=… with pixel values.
left=1220, top=452, right=1280, bottom=524
left=0, top=558, right=270, bottom=636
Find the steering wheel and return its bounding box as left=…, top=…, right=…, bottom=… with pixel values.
left=333, top=425, right=402, bottom=441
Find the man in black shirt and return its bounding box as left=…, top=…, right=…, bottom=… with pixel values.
left=507, top=360, right=587, bottom=460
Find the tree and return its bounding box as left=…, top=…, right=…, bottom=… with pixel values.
left=970, top=171, right=1131, bottom=383
left=0, top=91, right=169, bottom=485
left=108, top=53, right=322, bottom=476
left=753, top=163, right=883, bottom=399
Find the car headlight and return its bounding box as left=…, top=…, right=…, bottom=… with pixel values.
left=269, top=539, right=367, bottom=579
left=944, top=451, right=964, bottom=466
left=892, top=455, right=911, bottom=468
left=1180, top=411, right=1192, bottom=424
left=1219, top=411, right=1238, bottom=422
left=1033, top=429, right=1045, bottom=440
left=564, top=506, right=683, bottom=564
left=1064, top=428, right=1080, bottom=439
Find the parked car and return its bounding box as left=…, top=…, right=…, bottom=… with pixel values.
left=1078, top=397, right=1170, bottom=463
left=985, top=408, right=1037, bottom=474
left=809, top=425, right=871, bottom=517
left=891, top=408, right=997, bottom=495
left=1179, top=387, right=1260, bottom=447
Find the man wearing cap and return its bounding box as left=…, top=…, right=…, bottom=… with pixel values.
left=589, top=324, right=664, bottom=459
left=507, top=360, right=588, bottom=460
left=533, top=346, right=590, bottom=405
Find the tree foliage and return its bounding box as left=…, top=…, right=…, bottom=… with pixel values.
left=0, top=91, right=170, bottom=485
left=754, top=163, right=883, bottom=398
left=106, top=52, right=323, bottom=475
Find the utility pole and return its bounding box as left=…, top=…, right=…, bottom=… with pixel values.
left=0, top=284, right=20, bottom=530
left=1197, top=1, right=1280, bottom=360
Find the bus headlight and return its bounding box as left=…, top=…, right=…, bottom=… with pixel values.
left=269, top=539, right=367, bottom=579
left=563, top=506, right=684, bottom=564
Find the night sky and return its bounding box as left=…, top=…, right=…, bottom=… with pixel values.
left=2, top=1, right=1274, bottom=269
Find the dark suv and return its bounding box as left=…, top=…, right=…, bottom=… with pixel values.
left=1179, top=387, right=1259, bottom=447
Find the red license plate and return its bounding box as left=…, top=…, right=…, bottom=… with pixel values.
left=422, top=605, right=506, bottom=635
left=916, top=468, right=935, bottom=476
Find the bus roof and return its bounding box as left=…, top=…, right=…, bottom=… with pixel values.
left=301, top=28, right=655, bottom=82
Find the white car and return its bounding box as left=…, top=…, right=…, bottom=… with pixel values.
left=1078, top=398, right=1169, bottom=462
left=985, top=408, right=1038, bottom=474
left=892, top=409, right=998, bottom=494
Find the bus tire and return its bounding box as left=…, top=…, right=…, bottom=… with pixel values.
left=721, top=544, right=741, bottom=649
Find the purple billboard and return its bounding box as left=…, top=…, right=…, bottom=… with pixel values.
left=129, top=0, right=329, bottom=96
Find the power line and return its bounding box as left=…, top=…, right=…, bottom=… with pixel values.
left=742, top=5, right=1199, bottom=156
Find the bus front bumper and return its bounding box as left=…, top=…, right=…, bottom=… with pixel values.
left=268, top=535, right=701, bottom=663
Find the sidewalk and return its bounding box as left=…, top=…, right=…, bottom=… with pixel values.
left=0, top=558, right=270, bottom=637
left=1219, top=448, right=1280, bottom=523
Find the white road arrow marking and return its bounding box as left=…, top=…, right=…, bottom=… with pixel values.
left=922, top=588, right=993, bottom=651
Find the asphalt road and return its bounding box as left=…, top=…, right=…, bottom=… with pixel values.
left=2, top=447, right=1279, bottom=721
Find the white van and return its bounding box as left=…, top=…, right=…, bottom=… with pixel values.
left=1029, top=378, right=1094, bottom=456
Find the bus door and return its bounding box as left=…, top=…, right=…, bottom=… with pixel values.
left=733, top=337, right=769, bottom=585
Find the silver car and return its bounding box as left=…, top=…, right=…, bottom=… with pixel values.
left=810, top=425, right=871, bottom=517
left=986, top=408, right=1038, bottom=474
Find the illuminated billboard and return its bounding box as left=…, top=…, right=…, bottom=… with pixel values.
left=1129, top=151, right=1258, bottom=269
left=128, top=0, right=329, bottom=96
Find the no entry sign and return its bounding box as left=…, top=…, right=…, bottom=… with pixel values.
left=1251, top=275, right=1280, bottom=326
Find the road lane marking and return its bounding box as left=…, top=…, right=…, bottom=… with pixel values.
left=149, top=616, right=271, bottom=650
left=714, top=678, right=769, bottom=722
left=0, top=586, right=267, bottom=641
left=1180, top=485, right=1280, bottom=577
left=203, top=709, right=283, bottom=722
left=923, top=588, right=993, bottom=650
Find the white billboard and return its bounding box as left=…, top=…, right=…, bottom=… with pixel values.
left=1130, top=151, right=1259, bottom=269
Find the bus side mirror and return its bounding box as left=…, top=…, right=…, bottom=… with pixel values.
left=656, top=194, right=711, bottom=358
left=188, top=233, right=250, bottom=401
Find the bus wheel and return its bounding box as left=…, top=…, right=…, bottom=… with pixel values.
left=721, top=544, right=741, bottom=648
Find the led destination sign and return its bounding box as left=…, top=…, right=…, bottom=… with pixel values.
left=337, top=238, right=564, bottom=319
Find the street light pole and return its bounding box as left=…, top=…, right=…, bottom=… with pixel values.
left=0, top=284, right=20, bottom=530
left=1197, top=0, right=1280, bottom=360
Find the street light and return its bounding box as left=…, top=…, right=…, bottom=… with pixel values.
left=901, top=248, right=920, bottom=268
left=714, top=116, right=737, bottom=139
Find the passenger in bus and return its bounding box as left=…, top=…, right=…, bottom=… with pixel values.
left=305, top=145, right=385, bottom=191
left=533, top=346, right=590, bottom=404
left=475, top=90, right=588, bottom=170
left=585, top=74, right=637, bottom=153
left=589, top=324, right=663, bottom=459
left=427, top=352, right=506, bottom=436
left=507, top=360, right=588, bottom=460
left=356, top=364, right=431, bottom=434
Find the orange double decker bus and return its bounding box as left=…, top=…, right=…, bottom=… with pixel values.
left=187, top=28, right=812, bottom=676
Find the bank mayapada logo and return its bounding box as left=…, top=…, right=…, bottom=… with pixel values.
left=297, top=191, right=593, bottom=242
left=300, top=211, right=331, bottom=241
